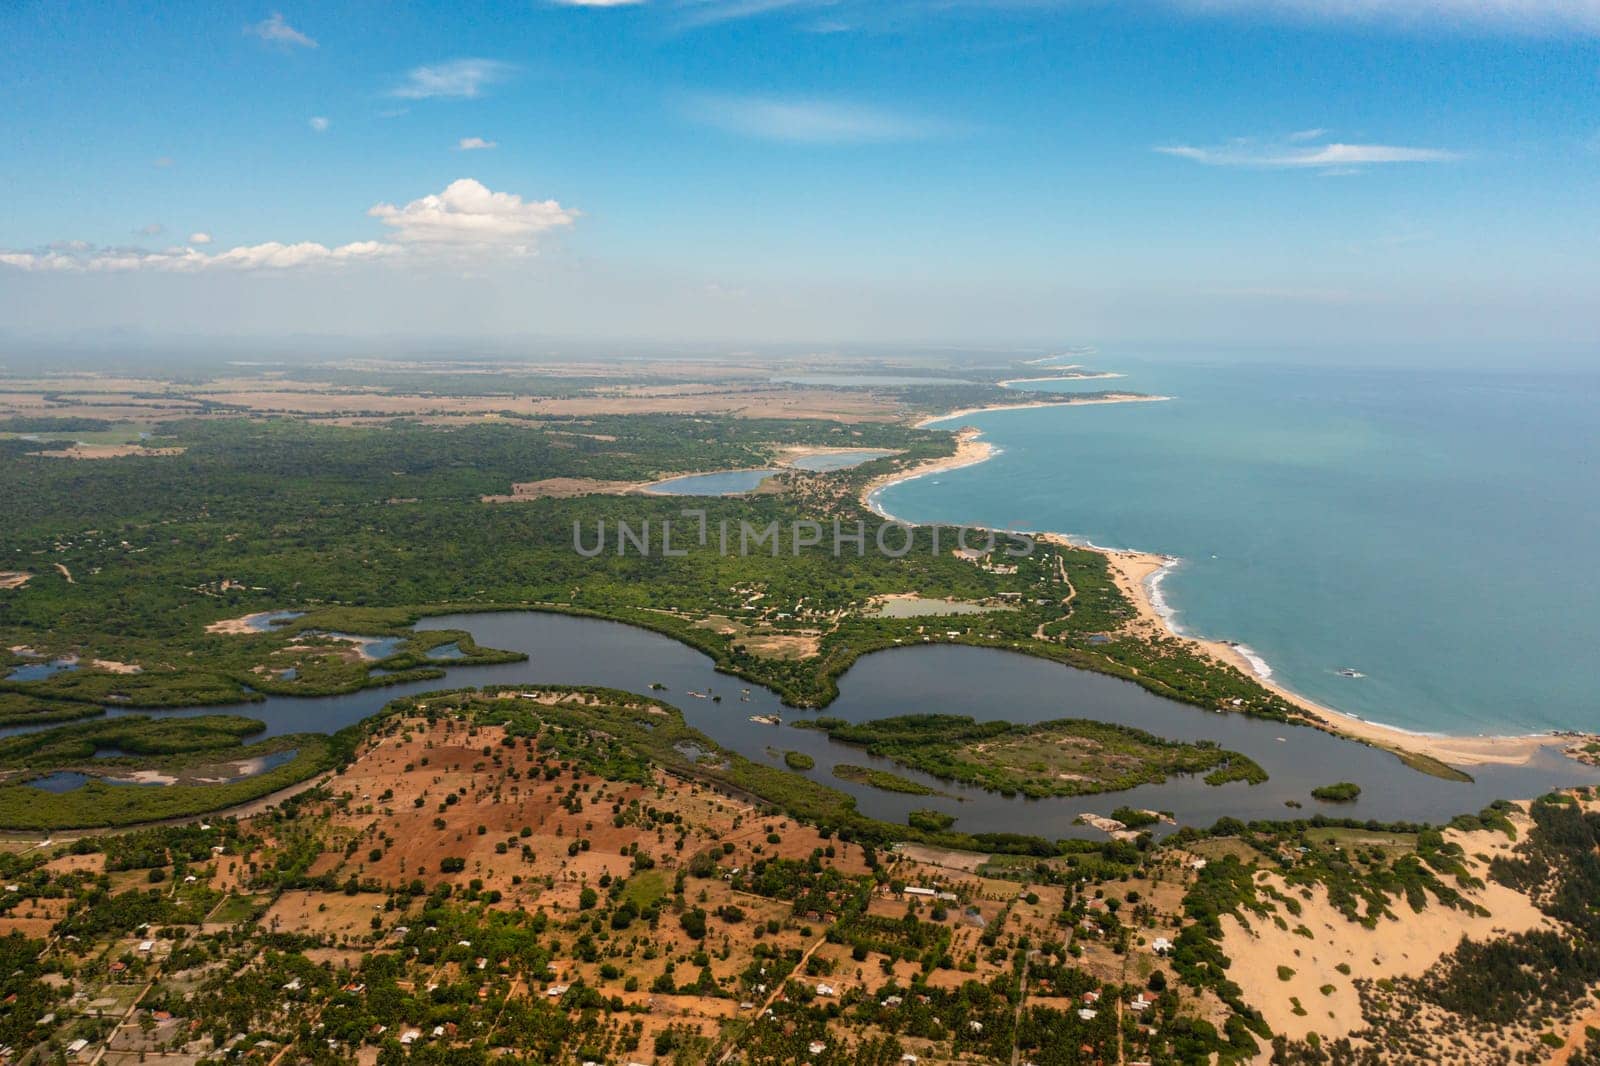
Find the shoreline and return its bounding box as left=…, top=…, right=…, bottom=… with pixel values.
left=860, top=429, right=997, bottom=524
left=915, top=392, right=1172, bottom=429
left=866, top=398, right=1565, bottom=770
left=995, top=372, right=1125, bottom=387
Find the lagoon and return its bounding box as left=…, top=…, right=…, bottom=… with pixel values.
left=11, top=611, right=1592, bottom=838
left=5, top=658, right=80, bottom=682
left=788, top=449, right=898, bottom=472
left=645, top=469, right=778, bottom=495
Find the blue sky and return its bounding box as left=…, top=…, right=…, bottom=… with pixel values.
left=1, top=0, right=1597, bottom=359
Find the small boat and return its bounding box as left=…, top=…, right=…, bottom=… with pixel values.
left=686, top=690, right=708, bottom=699
left=1335, top=668, right=1365, bottom=679
left=748, top=714, right=781, bottom=726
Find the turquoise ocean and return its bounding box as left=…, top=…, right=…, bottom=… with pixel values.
left=876, top=359, right=1599, bottom=737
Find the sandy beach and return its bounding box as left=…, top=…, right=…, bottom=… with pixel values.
left=866, top=400, right=1567, bottom=771
left=859, top=429, right=997, bottom=521
left=995, top=372, right=1125, bottom=387
left=916, top=393, right=1171, bottom=428
left=1089, top=546, right=1556, bottom=767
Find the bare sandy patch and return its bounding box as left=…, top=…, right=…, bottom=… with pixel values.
left=206, top=610, right=298, bottom=635
left=0, top=572, right=31, bottom=590
left=686, top=615, right=821, bottom=659
left=1220, top=861, right=1549, bottom=1044
left=30, top=443, right=184, bottom=459
left=481, top=476, right=646, bottom=502
left=91, top=659, right=142, bottom=674
left=893, top=842, right=992, bottom=873
left=774, top=444, right=903, bottom=466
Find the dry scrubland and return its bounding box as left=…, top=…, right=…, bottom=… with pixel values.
left=4, top=692, right=1600, bottom=1065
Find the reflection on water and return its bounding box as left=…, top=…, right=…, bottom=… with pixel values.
left=246, top=611, right=305, bottom=632
left=787, top=450, right=898, bottom=472
left=645, top=470, right=777, bottom=495
left=28, top=771, right=159, bottom=792
left=5, top=658, right=80, bottom=682
left=3, top=612, right=1595, bottom=838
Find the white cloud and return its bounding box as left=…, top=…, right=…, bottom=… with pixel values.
left=309, top=116, right=330, bottom=132
left=0, top=241, right=396, bottom=273
left=1, top=180, right=576, bottom=272
left=456, top=136, right=499, bottom=150
left=1156, top=136, right=1461, bottom=169
left=676, top=0, right=814, bottom=27
left=1288, top=127, right=1327, bottom=141
left=391, top=59, right=515, bottom=100
left=1169, top=0, right=1600, bottom=34
left=247, top=12, right=318, bottom=48
left=685, top=94, right=956, bottom=143
left=368, top=178, right=577, bottom=251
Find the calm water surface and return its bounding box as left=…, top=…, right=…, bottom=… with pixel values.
left=885, top=362, right=1600, bottom=735
left=9, top=612, right=1591, bottom=838
left=646, top=470, right=777, bottom=495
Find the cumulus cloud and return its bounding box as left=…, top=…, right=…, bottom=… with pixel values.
left=685, top=94, right=956, bottom=143
left=309, top=116, right=330, bottom=132
left=456, top=136, right=498, bottom=150
left=368, top=178, right=577, bottom=251
left=1156, top=134, right=1461, bottom=169
left=1, top=180, right=575, bottom=273
left=391, top=59, right=515, bottom=100
left=247, top=12, right=317, bottom=48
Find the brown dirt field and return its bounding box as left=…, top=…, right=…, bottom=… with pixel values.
left=525, top=388, right=905, bottom=422
left=260, top=890, right=386, bottom=943
left=0, top=571, right=32, bottom=589
left=45, top=852, right=106, bottom=876
left=0, top=895, right=71, bottom=938
left=738, top=630, right=823, bottom=660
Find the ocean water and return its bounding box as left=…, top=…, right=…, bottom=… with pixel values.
left=880, top=360, right=1600, bottom=737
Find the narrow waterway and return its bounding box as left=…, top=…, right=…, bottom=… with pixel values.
left=8, top=611, right=1592, bottom=839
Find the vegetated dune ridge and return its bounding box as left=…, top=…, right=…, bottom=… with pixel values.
left=1219, top=819, right=1548, bottom=1045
